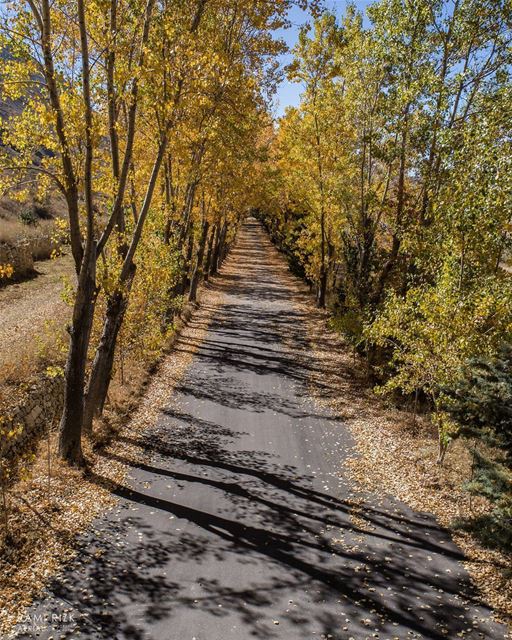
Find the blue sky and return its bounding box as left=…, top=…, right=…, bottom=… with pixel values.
left=272, top=1, right=373, bottom=117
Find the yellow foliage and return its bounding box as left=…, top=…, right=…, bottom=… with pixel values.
left=0, top=264, right=14, bottom=280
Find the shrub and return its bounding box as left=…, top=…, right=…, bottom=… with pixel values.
left=19, top=207, right=39, bottom=226
left=442, top=347, right=512, bottom=552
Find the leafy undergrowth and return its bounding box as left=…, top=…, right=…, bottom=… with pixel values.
left=0, top=281, right=222, bottom=637
left=295, top=292, right=512, bottom=629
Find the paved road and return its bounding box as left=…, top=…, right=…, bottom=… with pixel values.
left=14, top=220, right=508, bottom=639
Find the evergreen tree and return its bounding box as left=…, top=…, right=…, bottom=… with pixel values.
left=442, top=347, right=512, bottom=551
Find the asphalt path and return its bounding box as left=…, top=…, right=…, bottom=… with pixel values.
left=13, top=219, right=509, bottom=640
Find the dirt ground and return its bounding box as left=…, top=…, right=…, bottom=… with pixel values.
left=0, top=253, right=73, bottom=394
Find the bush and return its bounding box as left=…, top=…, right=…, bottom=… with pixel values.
left=19, top=207, right=39, bottom=226
left=33, top=204, right=53, bottom=220
left=18, top=204, right=53, bottom=227
left=442, top=346, right=512, bottom=552
left=443, top=346, right=512, bottom=461
left=330, top=308, right=363, bottom=349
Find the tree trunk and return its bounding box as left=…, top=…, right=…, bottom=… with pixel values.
left=180, top=226, right=195, bottom=294
left=220, top=223, right=232, bottom=263
left=212, top=222, right=227, bottom=274
left=371, top=120, right=407, bottom=307
left=218, top=223, right=228, bottom=267
left=318, top=206, right=326, bottom=309
left=437, top=438, right=449, bottom=466
left=82, top=270, right=135, bottom=434
left=58, top=248, right=97, bottom=465
left=203, top=224, right=217, bottom=282
left=83, top=136, right=171, bottom=431
left=210, top=224, right=221, bottom=276
left=317, top=263, right=327, bottom=308
left=189, top=220, right=209, bottom=303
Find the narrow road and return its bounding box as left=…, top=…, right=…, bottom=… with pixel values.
left=15, top=220, right=508, bottom=640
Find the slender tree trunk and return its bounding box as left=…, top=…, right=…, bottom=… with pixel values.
left=84, top=137, right=170, bottom=428
left=106, top=0, right=120, bottom=182
left=212, top=221, right=227, bottom=274
left=210, top=226, right=221, bottom=275
left=163, top=155, right=175, bottom=244
left=220, top=222, right=232, bottom=263
left=37, top=0, right=83, bottom=272
left=317, top=205, right=327, bottom=308
left=317, top=263, right=327, bottom=308
left=58, top=247, right=97, bottom=465
left=313, top=106, right=327, bottom=310
left=58, top=0, right=97, bottom=465
left=371, top=114, right=408, bottom=307
left=82, top=269, right=135, bottom=434
left=178, top=181, right=199, bottom=243
left=317, top=222, right=331, bottom=308
left=218, top=223, right=227, bottom=267
left=437, top=438, right=449, bottom=466
left=165, top=220, right=191, bottom=313
left=203, top=224, right=217, bottom=282
left=180, top=225, right=195, bottom=294
left=189, top=220, right=210, bottom=302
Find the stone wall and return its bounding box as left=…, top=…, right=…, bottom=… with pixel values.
left=0, top=373, right=64, bottom=461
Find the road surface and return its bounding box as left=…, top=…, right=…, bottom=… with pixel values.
left=13, top=220, right=508, bottom=640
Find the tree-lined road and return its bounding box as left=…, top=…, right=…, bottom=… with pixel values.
left=15, top=220, right=508, bottom=640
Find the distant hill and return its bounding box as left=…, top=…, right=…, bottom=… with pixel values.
left=0, top=47, right=51, bottom=164
left=0, top=48, right=64, bottom=225
left=0, top=47, right=25, bottom=124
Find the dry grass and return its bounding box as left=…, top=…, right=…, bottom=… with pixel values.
left=0, top=218, right=54, bottom=243
left=0, top=218, right=27, bottom=245
left=0, top=218, right=58, bottom=258
left=0, top=252, right=73, bottom=410
left=0, top=196, right=67, bottom=270
left=0, top=322, right=68, bottom=410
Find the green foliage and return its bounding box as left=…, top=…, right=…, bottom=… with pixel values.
left=456, top=451, right=512, bottom=553
left=19, top=207, right=38, bottom=226
left=366, top=267, right=512, bottom=399
left=329, top=309, right=364, bottom=350
left=442, top=347, right=512, bottom=459
left=441, top=348, right=512, bottom=551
